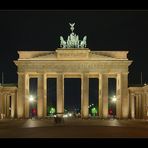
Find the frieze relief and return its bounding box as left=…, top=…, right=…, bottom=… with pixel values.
left=18, top=62, right=128, bottom=73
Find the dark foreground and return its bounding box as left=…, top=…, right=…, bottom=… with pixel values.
left=0, top=118, right=148, bottom=138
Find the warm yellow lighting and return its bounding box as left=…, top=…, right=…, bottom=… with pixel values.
left=29, top=95, right=34, bottom=102
left=112, top=95, right=117, bottom=102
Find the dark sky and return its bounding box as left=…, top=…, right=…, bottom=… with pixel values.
left=0, top=10, right=148, bottom=85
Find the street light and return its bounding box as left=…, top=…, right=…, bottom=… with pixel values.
left=112, top=95, right=117, bottom=102
left=29, top=95, right=34, bottom=102
left=111, top=95, right=117, bottom=119
left=29, top=95, right=36, bottom=118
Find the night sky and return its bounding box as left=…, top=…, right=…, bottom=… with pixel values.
left=0, top=10, right=148, bottom=85
left=1, top=10, right=147, bottom=111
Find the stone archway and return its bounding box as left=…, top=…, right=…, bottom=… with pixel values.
left=14, top=48, right=132, bottom=119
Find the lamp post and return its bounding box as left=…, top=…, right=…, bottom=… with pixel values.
left=111, top=95, right=117, bottom=118
left=29, top=95, right=35, bottom=118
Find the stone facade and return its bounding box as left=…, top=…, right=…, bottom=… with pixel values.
left=0, top=84, right=17, bottom=119
left=128, top=85, right=148, bottom=119
left=13, top=48, right=132, bottom=119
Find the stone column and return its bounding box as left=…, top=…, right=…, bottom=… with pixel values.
left=43, top=74, right=47, bottom=117
left=37, top=74, right=44, bottom=118
left=99, top=74, right=108, bottom=118
left=6, top=95, right=10, bottom=117
left=0, top=93, right=5, bottom=118
left=57, top=74, right=64, bottom=115
left=24, top=74, right=29, bottom=118
left=17, top=73, right=28, bottom=118
left=141, top=93, right=145, bottom=119
left=15, top=91, right=17, bottom=118
left=4, top=94, right=7, bottom=117
left=1, top=94, right=5, bottom=115
left=130, top=93, right=135, bottom=119
left=11, top=93, right=15, bottom=118
left=81, top=73, right=89, bottom=118
left=128, top=92, right=131, bottom=119
left=99, top=74, right=103, bottom=118
left=145, top=93, right=148, bottom=117
left=146, top=93, right=148, bottom=105
left=0, top=93, right=2, bottom=114
left=117, top=73, right=129, bottom=119
left=135, top=95, right=139, bottom=118
left=138, top=94, right=142, bottom=119
left=0, top=94, right=5, bottom=118
left=116, top=74, right=121, bottom=119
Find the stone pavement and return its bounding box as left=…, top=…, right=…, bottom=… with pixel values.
left=0, top=118, right=148, bottom=138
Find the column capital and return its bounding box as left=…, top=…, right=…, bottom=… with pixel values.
left=57, top=73, right=64, bottom=77
left=83, top=73, right=89, bottom=76
left=43, top=73, right=47, bottom=77
left=131, top=93, right=135, bottom=96
left=10, top=93, right=15, bottom=96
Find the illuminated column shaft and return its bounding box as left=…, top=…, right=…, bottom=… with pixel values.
left=128, top=92, right=131, bottom=119
left=57, top=74, right=64, bottom=115
left=6, top=95, right=10, bottom=117
left=24, top=74, right=29, bottom=118
left=135, top=95, right=139, bottom=118
left=1, top=94, right=5, bottom=115
left=99, top=74, right=108, bottom=118
left=117, top=73, right=129, bottom=118
left=102, top=74, right=108, bottom=118
left=141, top=93, right=145, bottom=119
left=11, top=93, right=15, bottom=118
left=37, top=74, right=44, bottom=118
left=121, top=73, right=129, bottom=118
left=0, top=93, right=2, bottom=114
left=145, top=93, right=148, bottom=117
left=116, top=74, right=121, bottom=119
left=130, top=94, right=135, bottom=119
left=17, top=73, right=28, bottom=118
left=81, top=73, right=89, bottom=118
left=138, top=94, right=142, bottom=119
left=43, top=74, right=47, bottom=117
left=146, top=93, right=148, bottom=105
left=99, top=74, right=103, bottom=117
left=17, top=73, right=24, bottom=118
left=4, top=94, right=7, bottom=116
left=0, top=94, right=5, bottom=116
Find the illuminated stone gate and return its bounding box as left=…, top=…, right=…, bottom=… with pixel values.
left=14, top=23, right=132, bottom=119
left=14, top=48, right=132, bottom=118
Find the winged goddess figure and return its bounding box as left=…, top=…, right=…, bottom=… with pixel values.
left=69, top=23, right=75, bottom=32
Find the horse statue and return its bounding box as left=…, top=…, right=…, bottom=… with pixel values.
left=67, top=33, right=79, bottom=48
left=60, top=36, right=67, bottom=48
left=80, top=36, right=87, bottom=48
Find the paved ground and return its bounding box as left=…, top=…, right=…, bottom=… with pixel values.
left=0, top=118, right=148, bottom=138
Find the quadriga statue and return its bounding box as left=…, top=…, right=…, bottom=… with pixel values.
left=60, top=36, right=67, bottom=48
left=80, top=36, right=87, bottom=48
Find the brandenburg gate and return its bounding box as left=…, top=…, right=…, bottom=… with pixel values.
left=14, top=23, right=132, bottom=119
